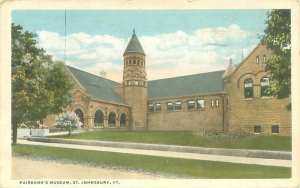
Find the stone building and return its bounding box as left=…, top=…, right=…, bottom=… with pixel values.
left=44, top=31, right=291, bottom=135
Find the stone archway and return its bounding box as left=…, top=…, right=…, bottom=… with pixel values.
left=108, top=112, right=116, bottom=127
left=94, top=110, right=104, bottom=127
left=120, top=113, right=127, bottom=127
left=74, top=109, right=84, bottom=127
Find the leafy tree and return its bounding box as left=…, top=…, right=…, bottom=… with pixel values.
left=11, top=24, right=72, bottom=144
left=54, top=112, right=82, bottom=135
left=261, top=9, right=291, bottom=99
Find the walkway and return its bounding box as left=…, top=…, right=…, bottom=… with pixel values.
left=18, top=139, right=291, bottom=168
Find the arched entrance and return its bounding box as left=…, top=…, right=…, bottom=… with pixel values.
left=94, top=110, right=104, bottom=127
left=108, top=112, right=116, bottom=127
left=120, top=113, right=127, bottom=127
left=74, top=109, right=84, bottom=127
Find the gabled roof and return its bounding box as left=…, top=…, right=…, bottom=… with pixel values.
left=66, top=66, right=126, bottom=105
left=123, top=31, right=145, bottom=55
left=148, top=70, right=225, bottom=100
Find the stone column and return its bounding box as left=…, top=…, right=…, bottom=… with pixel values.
left=104, top=117, right=108, bottom=128
left=84, top=116, right=94, bottom=130
left=116, top=117, right=120, bottom=128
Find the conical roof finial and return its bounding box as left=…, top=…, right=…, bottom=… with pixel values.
left=123, top=30, right=145, bottom=55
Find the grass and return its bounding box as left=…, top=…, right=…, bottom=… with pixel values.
left=12, top=144, right=291, bottom=179
left=52, top=131, right=291, bottom=151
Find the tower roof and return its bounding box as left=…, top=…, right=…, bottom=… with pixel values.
left=124, top=30, right=145, bottom=55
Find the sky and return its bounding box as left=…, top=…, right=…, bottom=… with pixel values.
left=12, top=10, right=270, bottom=82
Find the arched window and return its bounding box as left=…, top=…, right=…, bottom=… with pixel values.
left=94, top=110, right=104, bottom=127
left=244, top=79, right=253, bottom=98
left=120, top=113, right=127, bottom=127
left=74, top=109, right=84, bottom=127
left=108, top=112, right=116, bottom=127
left=260, top=77, right=270, bottom=97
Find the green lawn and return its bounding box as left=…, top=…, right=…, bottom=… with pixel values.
left=52, top=131, right=291, bottom=151
left=12, top=144, right=291, bottom=179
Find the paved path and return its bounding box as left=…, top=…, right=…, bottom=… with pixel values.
left=18, top=139, right=291, bottom=168
left=12, top=156, right=160, bottom=179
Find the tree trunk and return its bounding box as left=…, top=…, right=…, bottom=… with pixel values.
left=12, top=120, right=18, bottom=145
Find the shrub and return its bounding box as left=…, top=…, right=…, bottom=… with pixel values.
left=54, top=112, right=82, bottom=135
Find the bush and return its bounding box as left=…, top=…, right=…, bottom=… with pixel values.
left=54, top=112, right=82, bottom=135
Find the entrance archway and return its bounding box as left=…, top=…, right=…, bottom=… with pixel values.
left=74, top=109, right=84, bottom=127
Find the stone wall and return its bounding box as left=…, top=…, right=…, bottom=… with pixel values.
left=225, top=44, right=291, bottom=135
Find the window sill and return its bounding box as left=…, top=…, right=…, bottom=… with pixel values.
left=254, top=132, right=261, bottom=135
left=244, top=98, right=253, bottom=101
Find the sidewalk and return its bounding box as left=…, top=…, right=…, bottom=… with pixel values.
left=18, top=139, right=291, bottom=168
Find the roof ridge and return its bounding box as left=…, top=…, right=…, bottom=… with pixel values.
left=66, top=65, right=120, bottom=85
left=149, top=70, right=225, bottom=82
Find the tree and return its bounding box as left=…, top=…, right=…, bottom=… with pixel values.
left=11, top=24, right=72, bottom=144
left=54, top=112, right=82, bottom=135
left=261, top=10, right=291, bottom=99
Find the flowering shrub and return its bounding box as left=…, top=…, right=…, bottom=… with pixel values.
left=54, top=112, right=82, bottom=135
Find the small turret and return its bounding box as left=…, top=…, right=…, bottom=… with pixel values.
left=222, top=58, right=237, bottom=79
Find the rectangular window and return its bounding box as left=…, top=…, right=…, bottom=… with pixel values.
left=256, top=56, right=259, bottom=64
left=167, top=102, right=174, bottom=111
left=215, top=99, right=219, bottom=107
left=148, top=104, right=154, bottom=112
left=188, top=100, right=195, bottom=110
left=134, top=80, right=139, bottom=85
left=254, top=125, right=261, bottom=134
left=175, top=101, right=182, bottom=110
left=271, top=125, right=279, bottom=134
left=155, top=103, right=161, bottom=112
left=197, top=99, right=204, bottom=109
left=211, top=99, right=214, bottom=107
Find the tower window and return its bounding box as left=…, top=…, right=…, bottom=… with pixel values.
left=211, top=100, right=214, bottom=107
left=256, top=56, right=259, bottom=64
left=215, top=99, right=219, bottom=107
left=134, top=80, right=138, bottom=85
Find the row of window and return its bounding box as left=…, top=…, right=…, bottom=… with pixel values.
left=255, top=55, right=267, bottom=64
left=124, top=59, right=145, bottom=67
left=126, top=73, right=146, bottom=78
left=244, top=77, right=270, bottom=98
left=148, top=99, right=219, bottom=112
left=127, top=80, right=146, bottom=86
left=254, top=125, right=279, bottom=134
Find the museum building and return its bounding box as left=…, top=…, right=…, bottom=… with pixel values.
left=44, top=31, right=291, bottom=135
